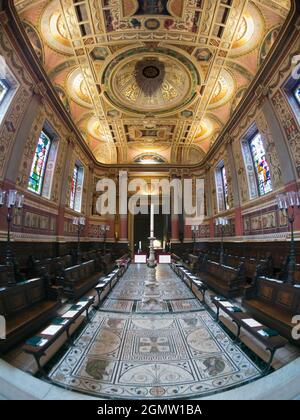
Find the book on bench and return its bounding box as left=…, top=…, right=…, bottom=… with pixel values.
left=25, top=336, right=48, bottom=347
left=214, top=296, right=227, bottom=302
left=257, top=328, right=279, bottom=338
left=70, top=304, right=82, bottom=310
left=62, top=310, right=80, bottom=318
left=79, top=296, right=93, bottom=301
left=243, top=319, right=263, bottom=328
left=52, top=317, right=69, bottom=326
left=227, top=306, right=242, bottom=313
left=41, top=325, right=64, bottom=336
left=222, top=302, right=233, bottom=308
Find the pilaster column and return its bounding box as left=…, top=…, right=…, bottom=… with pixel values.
left=224, top=135, right=243, bottom=236
left=171, top=213, right=179, bottom=242
left=106, top=214, right=115, bottom=241
left=209, top=218, right=215, bottom=239
left=205, top=166, right=215, bottom=239
left=5, top=85, right=45, bottom=185
left=83, top=163, right=95, bottom=239
left=184, top=212, right=192, bottom=242
left=204, top=164, right=213, bottom=218
left=57, top=135, right=75, bottom=238
left=119, top=214, right=128, bottom=243
left=170, top=175, right=180, bottom=242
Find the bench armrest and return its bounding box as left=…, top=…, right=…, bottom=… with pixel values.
left=47, top=284, right=63, bottom=300
left=244, top=284, right=256, bottom=300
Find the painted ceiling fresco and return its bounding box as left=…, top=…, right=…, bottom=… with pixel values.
left=14, top=0, right=291, bottom=165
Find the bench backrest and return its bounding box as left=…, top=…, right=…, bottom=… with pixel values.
left=257, top=277, right=300, bottom=315
left=225, top=255, right=241, bottom=268
left=0, top=277, right=45, bottom=317
left=0, top=266, right=9, bottom=287
left=294, top=266, right=300, bottom=285
left=206, top=260, right=238, bottom=281
left=64, top=260, right=97, bottom=284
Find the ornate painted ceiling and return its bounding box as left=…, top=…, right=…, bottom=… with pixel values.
left=14, top=0, right=291, bottom=165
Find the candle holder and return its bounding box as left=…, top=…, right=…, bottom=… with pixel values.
left=0, top=188, right=24, bottom=285
left=147, top=236, right=157, bottom=268
left=99, top=224, right=110, bottom=254
left=73, top=216, right=86, bottom=264
left=191, top=225, right=200, bottom=255
left=148, top=204, right=157, bottom=268
left=276, top=191, right=300, bottom=284
left=215, top=217, right=229, bottom=265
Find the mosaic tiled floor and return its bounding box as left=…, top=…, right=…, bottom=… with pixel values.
left=49, top=264, right=261, bottom=399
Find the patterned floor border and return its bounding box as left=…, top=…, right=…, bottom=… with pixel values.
left=98, top=298, right=205, bottom=314
left=41, top=264, right=270, bottom=400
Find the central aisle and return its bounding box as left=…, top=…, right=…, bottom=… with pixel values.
left=49, top=264, right=260, bottom=399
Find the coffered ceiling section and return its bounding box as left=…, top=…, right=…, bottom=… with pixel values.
left=14, top=0, right=291, bottom=165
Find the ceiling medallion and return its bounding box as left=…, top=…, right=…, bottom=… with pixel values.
left=144, top=18, right=161, bottom=30
left=103, top=47, right=200, bottom=115
left=135, top=59, right=166, bottom=97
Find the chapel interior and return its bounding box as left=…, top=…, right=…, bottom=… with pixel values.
left=0, top=0, right=300, bottom=401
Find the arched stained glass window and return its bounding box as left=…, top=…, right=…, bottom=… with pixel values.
left=249, top=133, right=272, bottom=196
left=28, top=130, right=51, bottom=194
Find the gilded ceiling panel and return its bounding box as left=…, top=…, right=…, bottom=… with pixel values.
left=13, top=0, right=291, bottom=165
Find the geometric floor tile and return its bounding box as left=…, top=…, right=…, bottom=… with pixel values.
left=49, top=264, right=261, bottom=399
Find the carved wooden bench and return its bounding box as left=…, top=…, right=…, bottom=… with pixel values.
left=0, top=277, right=61, bottom=354
left=59, top=260, right=102, bottom=300
left=199, top=260, right=246, bottom=298
left=243, top=276, right=300, bottom=346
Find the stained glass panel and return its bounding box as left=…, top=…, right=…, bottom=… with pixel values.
left=28, top=131, right=51, bottom=194
left=0, top=80, right=9, bottom=104
left=249, top=133, right=272, bottom=196
left=294, top=83, right=300, bottom=106
left=221, top=165, right=230, bottom=210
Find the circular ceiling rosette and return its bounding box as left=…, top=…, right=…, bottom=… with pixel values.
left=102, top=47, right=200, bottom=116
left=135, top=59, right=166, bottom=97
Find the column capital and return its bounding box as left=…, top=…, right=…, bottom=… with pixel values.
left=255, top=84, right=271, bottom=106
left=224, top=133, right=233, bottom=146
left=88, top=163, right=95, bottom=172
left=32, top=81, right=47, bottom=99
left=204, top=163, right=212, bottom=173
left=67, top=134, right=76, bottom=147
left=169, top=169, right=181, bottom=179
